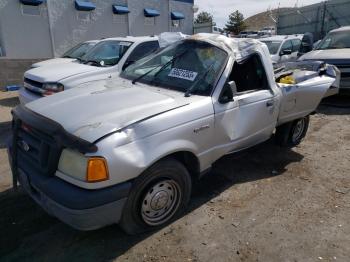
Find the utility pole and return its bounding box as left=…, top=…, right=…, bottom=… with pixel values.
left=46, top=0, right=56, bottom=57
left=320, top=1, right=327, bottom=38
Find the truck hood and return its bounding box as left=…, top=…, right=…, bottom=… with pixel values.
left=25, top=79, right=190, bottom=143
left=31, top=58, right=76, bottom=68
left=299, top=49, right=350, bottom=61
left=24, top=62, right=102, bottom=83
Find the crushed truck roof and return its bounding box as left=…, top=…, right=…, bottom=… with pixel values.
left=188, top=33, right=269, bottom=61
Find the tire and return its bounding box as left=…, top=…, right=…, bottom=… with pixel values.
left=275, top=115, right=310, bottom=147
left=119, top=158, right=192, bottom=235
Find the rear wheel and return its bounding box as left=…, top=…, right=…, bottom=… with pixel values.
left=119, top=159, right=191, bottom=234
left=275, top=116, right=310, bottom=147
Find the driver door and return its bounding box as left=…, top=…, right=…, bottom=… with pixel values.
left=213, top=54, right=279, bottom=153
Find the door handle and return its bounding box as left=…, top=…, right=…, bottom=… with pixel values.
left=266, top=100, right=274, bottom=107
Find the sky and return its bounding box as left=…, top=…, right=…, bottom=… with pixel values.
left=194, top=0, right=324, bottom=28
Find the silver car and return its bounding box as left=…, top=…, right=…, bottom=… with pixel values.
left=9, top=34, right=339, bottom=234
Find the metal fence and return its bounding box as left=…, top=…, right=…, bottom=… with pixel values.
left=277, top=0, right=350, bottom=40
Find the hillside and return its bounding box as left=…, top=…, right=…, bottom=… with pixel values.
left=244, top=8, right=294, bottom=31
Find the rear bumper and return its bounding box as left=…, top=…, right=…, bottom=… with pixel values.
left=17, top=168, right=131, bottom=230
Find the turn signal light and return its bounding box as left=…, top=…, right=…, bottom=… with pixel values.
left=86, top=157, right=109, bottom=182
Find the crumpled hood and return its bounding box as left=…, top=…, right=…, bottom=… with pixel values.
left=299, top=49, right=350, bottom=61
left=25, top=79, right=189, bottom=143
left=31, top=58, right=76, bottom=68
left=24, top=62, right=101, bottom=83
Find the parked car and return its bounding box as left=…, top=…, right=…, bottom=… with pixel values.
left=31, top=40, right=98, bottom=68
left=19, top=36, right=160, bottom=104
left=239, top=31, right=258, bottom=38
left=247, top=31, right=259, bottom=38
left=260, top=35, right=303, bottom=67
left=8, top=34, right=339, bottom=234
left=299, top=26, right=350, bottom=91
left=259, top=27, right=276, bottom=37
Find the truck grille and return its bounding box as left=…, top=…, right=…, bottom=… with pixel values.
left=24, top=78, right=44, bottom=95
left=24, top=78, right=43, bottom=89
left=15, top=121, right=62, bottom=176
left=341, top=72, right=350, bottom=78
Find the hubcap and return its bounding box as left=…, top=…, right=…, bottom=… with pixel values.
left=141, top=179, right=181, bottom=226
left=292, top=118, right=305, bottom=142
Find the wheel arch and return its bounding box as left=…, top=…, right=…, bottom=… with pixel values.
left=152, top=151, right=201, bottom=181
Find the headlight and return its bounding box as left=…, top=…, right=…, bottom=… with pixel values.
left=42, top=82, right=64, bottom=96
left=58, top=149, right=109, bottom=183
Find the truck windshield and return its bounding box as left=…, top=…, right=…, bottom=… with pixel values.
left=260, top=40, right=282, bottom=54
left=316, top=31, right=350, bottom=50
left=62, top=42, right=96, bottom=59
left=120, top=40, right=227, bottom=96
left=81, top=40, right=132, bottom=67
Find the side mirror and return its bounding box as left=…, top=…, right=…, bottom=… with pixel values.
left=280, top=49, right=292, bottom=56
left=219, top=81, right=236, bottom=104
left=228, top=81, right=237, bottom=94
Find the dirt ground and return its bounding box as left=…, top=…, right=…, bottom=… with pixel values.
left=0, top=91, right=349, bottom=262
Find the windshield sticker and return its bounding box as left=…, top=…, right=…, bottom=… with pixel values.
left=168, top=68, right=198, bottom=81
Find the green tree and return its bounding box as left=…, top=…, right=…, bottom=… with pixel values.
left=224, top=10, right=247, bottom=34
left=194, top=11, right=213, bottom=24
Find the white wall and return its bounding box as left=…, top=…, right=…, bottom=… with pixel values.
left=0, top=0, right=194, bottom=59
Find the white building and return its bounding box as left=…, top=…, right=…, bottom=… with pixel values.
left=0, top=0, right=194, bottom=59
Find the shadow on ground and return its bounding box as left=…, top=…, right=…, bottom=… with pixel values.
left=0, top=96, right=19, bottom=108
left=318, top=94, right=350, bottom=115
left=0, top=139, right=303, bottom=261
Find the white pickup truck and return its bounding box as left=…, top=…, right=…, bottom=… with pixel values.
left=19, top=36, right=160, bottom=104
left=9, top=34, right=339, bottom=234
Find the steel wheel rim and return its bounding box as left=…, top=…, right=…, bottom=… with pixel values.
left=141, top=179, right=182, bottom=226
left=292, top=118, right=305, bottom=142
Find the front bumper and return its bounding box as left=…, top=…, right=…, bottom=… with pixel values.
left=16, top=167, right=131, bottom=230
left=8, top=106, right=133, bottom=230
left=18, top=87, right=41, bottom=105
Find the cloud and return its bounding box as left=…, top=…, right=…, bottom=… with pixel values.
left=194, top=0, right=323, bottom=27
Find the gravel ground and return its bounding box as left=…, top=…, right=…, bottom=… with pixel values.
left=0, top=91, right=349, bottom=262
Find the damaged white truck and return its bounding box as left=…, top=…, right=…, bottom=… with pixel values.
left=8, top=34, right=340, bottom=234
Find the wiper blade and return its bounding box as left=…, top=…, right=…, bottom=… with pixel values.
left=132, top=49, right=189, bottom=85
left=184, top=62, right=215, bottom=97
left=62, top=55, right=73, bottom=58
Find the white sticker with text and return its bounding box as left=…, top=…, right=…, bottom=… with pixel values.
left=168, top=68, right=198, bottom=81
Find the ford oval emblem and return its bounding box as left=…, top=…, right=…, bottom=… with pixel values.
left=19, top=140, right=30, bottom=152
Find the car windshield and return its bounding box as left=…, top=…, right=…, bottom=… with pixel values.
left=316, top=31, right=350, bottom=50
left=261, top=40, right=282, bottom=54
left=81, top=40, right=132, bottom=67
left=120, top=40, right=228, bottom=96
left=62, top=42, right=95, bottom=59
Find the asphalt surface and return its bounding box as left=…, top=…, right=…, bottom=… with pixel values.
left=0, top=91, right=349, bottom=262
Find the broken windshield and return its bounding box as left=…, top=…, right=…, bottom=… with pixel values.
left=120, top=40, right=228, bottom=96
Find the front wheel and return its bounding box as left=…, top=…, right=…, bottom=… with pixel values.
left=119, top=159, right=191, bottom=234
left=275, top=116, right=310, bottom=147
